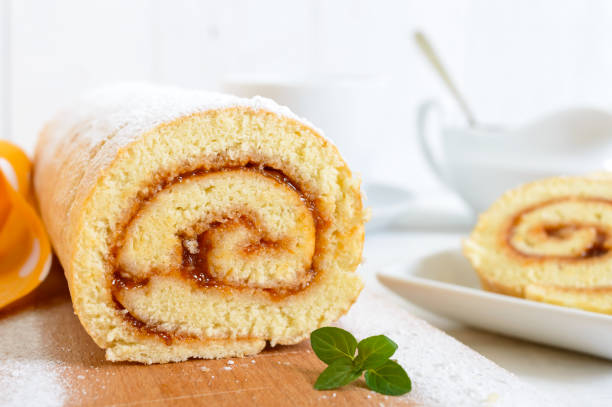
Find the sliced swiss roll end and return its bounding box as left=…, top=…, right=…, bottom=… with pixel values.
left=34, top=84, right=366, bottom=363
left=464, top=175, right=612, bottom=314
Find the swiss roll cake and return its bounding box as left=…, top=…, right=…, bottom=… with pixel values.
left=33, top=84, right=366, bottom=363
left=464, top=175, right=612, bottom=314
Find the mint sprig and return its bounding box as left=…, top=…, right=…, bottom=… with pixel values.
left=310, top=327, right=412, bottom=396
left=314, top=359, right=362, bottom=390
left=364, top=359, right=412, bottom=396
left=310, top=326, right=357, bottom=364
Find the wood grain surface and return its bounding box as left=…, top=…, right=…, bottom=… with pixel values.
left=0, top=260, right=416, bottom=407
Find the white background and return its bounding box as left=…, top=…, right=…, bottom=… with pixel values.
left=2, top=0, right=612, bottom=190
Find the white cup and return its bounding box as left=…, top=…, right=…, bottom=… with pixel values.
left=417, top=102, right=612, bottom=213
left=222, top=74, right=387, bottom=179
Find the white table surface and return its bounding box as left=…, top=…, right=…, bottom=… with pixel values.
left=362, top=229, right=612, bottom=407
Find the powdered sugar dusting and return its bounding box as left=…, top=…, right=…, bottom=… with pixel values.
left=0, top=305, right=68, bottom=407
left=0, top=360, right=66, bottom=407
left=40, top=82, right=326, bottom=159
left=338, top=286, right=561, bottom=407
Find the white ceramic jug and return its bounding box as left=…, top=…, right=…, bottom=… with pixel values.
left=417, top=102, right=612, bottom=213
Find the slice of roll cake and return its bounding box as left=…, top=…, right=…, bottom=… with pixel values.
left=34, top=84, right=366, bottom=363
left=464, top=175, right=612, bottom=314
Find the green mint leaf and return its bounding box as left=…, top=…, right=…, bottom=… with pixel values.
left=314, top=359, right=362, bottom=390
left=354, top=335, right=398, bottom=370
left=364, top=359, right=412, bottom=396
left=310, top=327, right=357, bottom=365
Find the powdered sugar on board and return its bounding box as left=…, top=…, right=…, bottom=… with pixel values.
left=0, top=303, right=69, bottom=407
left=0, top=360, right=66, bottom=407
left=338, top=285, right=562, bottom=407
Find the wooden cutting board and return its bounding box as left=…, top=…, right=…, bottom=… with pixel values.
left=0, top=261, right=415, bottom=407
left=2, top=260, right=552, bottom=406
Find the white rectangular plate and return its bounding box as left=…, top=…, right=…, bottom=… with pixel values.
left=377, top=249, right=612, bottom=360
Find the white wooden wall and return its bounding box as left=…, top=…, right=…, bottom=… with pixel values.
left=2, top=0, right=612, bottom=189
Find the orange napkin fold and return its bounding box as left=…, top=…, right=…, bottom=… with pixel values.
left=0, top=140, right=51, bottom=308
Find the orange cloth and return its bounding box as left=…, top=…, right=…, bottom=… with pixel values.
left=0, top=141, right=51, bottom=308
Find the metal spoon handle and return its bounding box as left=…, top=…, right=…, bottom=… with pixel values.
left=414, top=31, right=476, bottom=127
